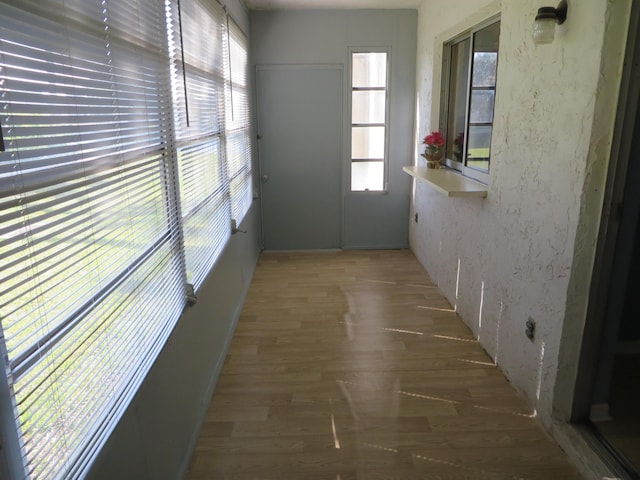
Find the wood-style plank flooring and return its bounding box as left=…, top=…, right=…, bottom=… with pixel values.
left=185, top=250, right=581, bottom=480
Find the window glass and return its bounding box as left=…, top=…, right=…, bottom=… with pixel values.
left=469, top=90, right=495, bottom=124
left=352, top=90, right=386, bottom=124
left=225, top=19, right=253, bottom=228
left=445, top=39, right=470, bottom=164
left=351, top=162, right=384, bottom=191
left=0, top=1, right=185, bottom=478
left=352, top=52, right=387, bottom=88
left=467, top=125, right=492, bottom=171
left=472, top=52, right=498, bottom=87
left=352, top=126, right=385, bottom=159
left=0, top=1, right=253, bottom=478
left=350, top=51, right=388, bottom=191
left=443, top=20, right=500, bottom=177
left=168, top=0, right=232, bottom=289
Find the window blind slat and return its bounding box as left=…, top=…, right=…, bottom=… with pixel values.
left=0, top=0, right=254, bottom=477
left=225, top=18, right=252, bottom=223
left=0, top=1, right=186, bottom=478
left=15, top=243, right=184, bottom=478
left=167, top=0, right=231, bottom=291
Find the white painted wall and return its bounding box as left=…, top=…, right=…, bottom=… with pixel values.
left=410, top=0, right=630, bottom=428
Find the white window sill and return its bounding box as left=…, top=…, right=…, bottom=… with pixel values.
left=403, top=166, right=487, bottom=198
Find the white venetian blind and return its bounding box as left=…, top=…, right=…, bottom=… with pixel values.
left=225, top=17, right=252, bottom=224
left=0, top=0, right=185, bottom=478
left=167, top=0, right=230, bottom=291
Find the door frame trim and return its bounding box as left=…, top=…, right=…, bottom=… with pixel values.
left=569, top=0, right=640, bottom=422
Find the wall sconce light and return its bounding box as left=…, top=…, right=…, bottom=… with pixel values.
left=533, top=0, right=568, bottom=45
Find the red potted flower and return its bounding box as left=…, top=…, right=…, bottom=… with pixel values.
left=421, top=131, right=445, bottom=168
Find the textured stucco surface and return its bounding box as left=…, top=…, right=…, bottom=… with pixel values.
left=410, top=0, right=628, bottom=428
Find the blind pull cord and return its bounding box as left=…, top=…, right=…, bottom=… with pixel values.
left=226, top=14, right=235, bottom=122
left=177, top=0, right=190, bottom=127
left=0, top=119, right=5, bottom=152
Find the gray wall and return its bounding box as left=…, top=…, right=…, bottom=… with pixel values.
left=251, top=9, right=417, bottom=249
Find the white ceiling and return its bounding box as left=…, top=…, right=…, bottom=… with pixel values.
left=244, top=0, right=421, bottom=10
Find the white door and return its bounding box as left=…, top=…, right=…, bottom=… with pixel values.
left=256, top=65, right=343, bottom=250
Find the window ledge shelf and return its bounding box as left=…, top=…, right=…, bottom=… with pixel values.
left=403, top=166, right=487, bottom=198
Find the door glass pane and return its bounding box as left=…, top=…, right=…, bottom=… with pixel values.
left=469, top=89, right=495, bottom=124
left=472, top=52, right=497, bottom=87
left=352, top=126, right=385, bottom=159
left=350, top=51, right=388, bottom=192
left=445, top=38, right=470, bottom=163
left=351, top=161, right=384, bottom=191
left=467, top=125, right=492, bottom=171
left=352, top=52, right=387, bottom=88
left=352, top=90, right=385, bottom=124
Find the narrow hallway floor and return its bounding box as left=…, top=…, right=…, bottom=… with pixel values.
left=185, top=250, right=581, bottom=480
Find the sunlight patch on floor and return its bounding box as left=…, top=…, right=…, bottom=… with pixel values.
left=406, top=283, right=438, bottom=289
left=477, top=280, right=485, bottom=341
left=454, top=257, right=461, bottom=312
left=413, top=453, right=508, bottom=477
left=364, top=443, right=399, bottom=454
left=361, top=278, right=397, bottom=285
left=432, top=334, right=476, bottom=343
left=456, top=358, right=495, bottom=367
left=417, top=305, right=456, bottom=313
left=339, top=321, right=423, bottom=336
left=396, top=390, right=460, bottom=404
left=329, top=398, right=341, bottom=449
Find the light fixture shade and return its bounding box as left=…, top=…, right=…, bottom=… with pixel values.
left=533, top=2, right=567, bottom=45
left=533, top=16, right=556, bottom=44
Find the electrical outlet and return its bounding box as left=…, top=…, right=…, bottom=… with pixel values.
left=525, top=317, right=536, bottom=341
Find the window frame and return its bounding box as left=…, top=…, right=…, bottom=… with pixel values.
left=348, top=46, right=391, bottom=193
left=0, top=2, right=253, bottom=478
left=167, top=0, right=231, bottom=291
left=0, top=1, right=188, bottom=478
left=440, top=16, right=501, bottom=185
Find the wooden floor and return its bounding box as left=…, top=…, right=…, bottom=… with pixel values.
left=185, top=250, right=581, bottom=480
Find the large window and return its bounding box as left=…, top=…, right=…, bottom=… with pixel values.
left=167, top=0, right=230, bottom=290
left=441, top=19, right=500, bottom=183
left=225, top=18, right=253, bottom=226
left=0, top=1, right=252, bottom=478
left=350, top=50, right=389, bottom=192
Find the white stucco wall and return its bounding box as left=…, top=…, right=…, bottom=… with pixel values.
left=410, top=0, right=629, bottom=427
